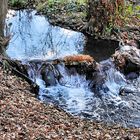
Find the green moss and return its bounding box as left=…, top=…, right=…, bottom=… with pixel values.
left=9, top=0, right=27, bottom=7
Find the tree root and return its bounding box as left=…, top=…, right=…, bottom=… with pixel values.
left=0, top=56, right=39, bottom=95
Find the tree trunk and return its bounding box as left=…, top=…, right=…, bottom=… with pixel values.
left=0, top=0, right=8, bottom=37
left=84, top=0, right=125, bottom=37
left=0, top=0, right=8, bottom=54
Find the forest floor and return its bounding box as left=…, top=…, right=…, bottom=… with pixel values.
left=0, top=65, right=140, bottom=139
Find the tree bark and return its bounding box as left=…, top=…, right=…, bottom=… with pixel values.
left=0, top=0, right=8, bottom=37
left=0, top=0, right=8, bottom=55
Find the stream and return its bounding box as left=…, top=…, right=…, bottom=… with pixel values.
left=6, top=9, right=140, bottom=128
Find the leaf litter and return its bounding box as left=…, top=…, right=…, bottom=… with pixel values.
left=0, top=66, right=140, bottom=140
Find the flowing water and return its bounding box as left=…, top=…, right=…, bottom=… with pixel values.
left=6, top=9, right=140, bottom=128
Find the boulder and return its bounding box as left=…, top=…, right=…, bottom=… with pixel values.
left=112, top=45, right=140, bottom=75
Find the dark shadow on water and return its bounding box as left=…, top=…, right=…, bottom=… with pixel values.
left=84, top=37, right=119, bottom=62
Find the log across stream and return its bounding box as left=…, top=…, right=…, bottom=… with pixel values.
left=5, top=9, right=140, bottom=128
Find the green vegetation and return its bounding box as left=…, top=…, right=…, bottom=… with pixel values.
left=125, top=4, right=140, bottom=18
left=103, top=2, right=140, bottom=36
left=9, top=0, right=27, bottom=7
left=36, top=0, right=86, bottom=14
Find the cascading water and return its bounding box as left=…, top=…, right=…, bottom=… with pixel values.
left=6, top=9, right=140, bottom=127
left=26, top=60, right=140, bottom=127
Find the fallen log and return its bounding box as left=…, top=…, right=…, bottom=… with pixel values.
left=27, top=55, right=99, bottom=86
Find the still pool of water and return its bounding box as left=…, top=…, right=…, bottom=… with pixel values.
left=6, top=9, right=85, bottom=60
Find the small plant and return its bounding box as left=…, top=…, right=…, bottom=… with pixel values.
left=125, top=4, right=134, bottom=17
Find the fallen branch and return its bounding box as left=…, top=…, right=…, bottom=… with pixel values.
left=0, top=56, right=39, bottom=95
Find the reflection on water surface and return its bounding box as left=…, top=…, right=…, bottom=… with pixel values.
left=6, top=9, right=85, bottom=60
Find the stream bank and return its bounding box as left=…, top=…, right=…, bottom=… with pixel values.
left=34, top=0, right=140, bottom=42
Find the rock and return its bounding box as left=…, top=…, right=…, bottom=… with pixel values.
left=40, top=63, right=61, bottom=87
left=119, top=87, right=140, bottom=96
left=112, top=44, right=140, bottom=74
left=126, top=72, right=139, bottom=80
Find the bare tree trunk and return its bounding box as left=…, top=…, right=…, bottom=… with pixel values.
left=0, top=0, right=8, bottom=37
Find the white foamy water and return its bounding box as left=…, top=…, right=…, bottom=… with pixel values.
left=27, top=62, right=140, bottom=127
left=38, top=64, right=94, bottom=114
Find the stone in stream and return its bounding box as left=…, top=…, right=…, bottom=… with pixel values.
left=90, top=71, right=108, bottom=98
left=126, top=72, right=139, bottom=80
left=112, top=44, right=140, bottom=75
left=63, top=54, right=99, bottom=77
left=40, top=63, right=61, bottom=87
left=119, top=86, right=140, bottom=96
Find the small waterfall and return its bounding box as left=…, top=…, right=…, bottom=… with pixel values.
left=26, top=60, right=140, bottom=127
left=39, top=63, right=94, bottom=114
left=6, top=9, right=140, bottom=128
